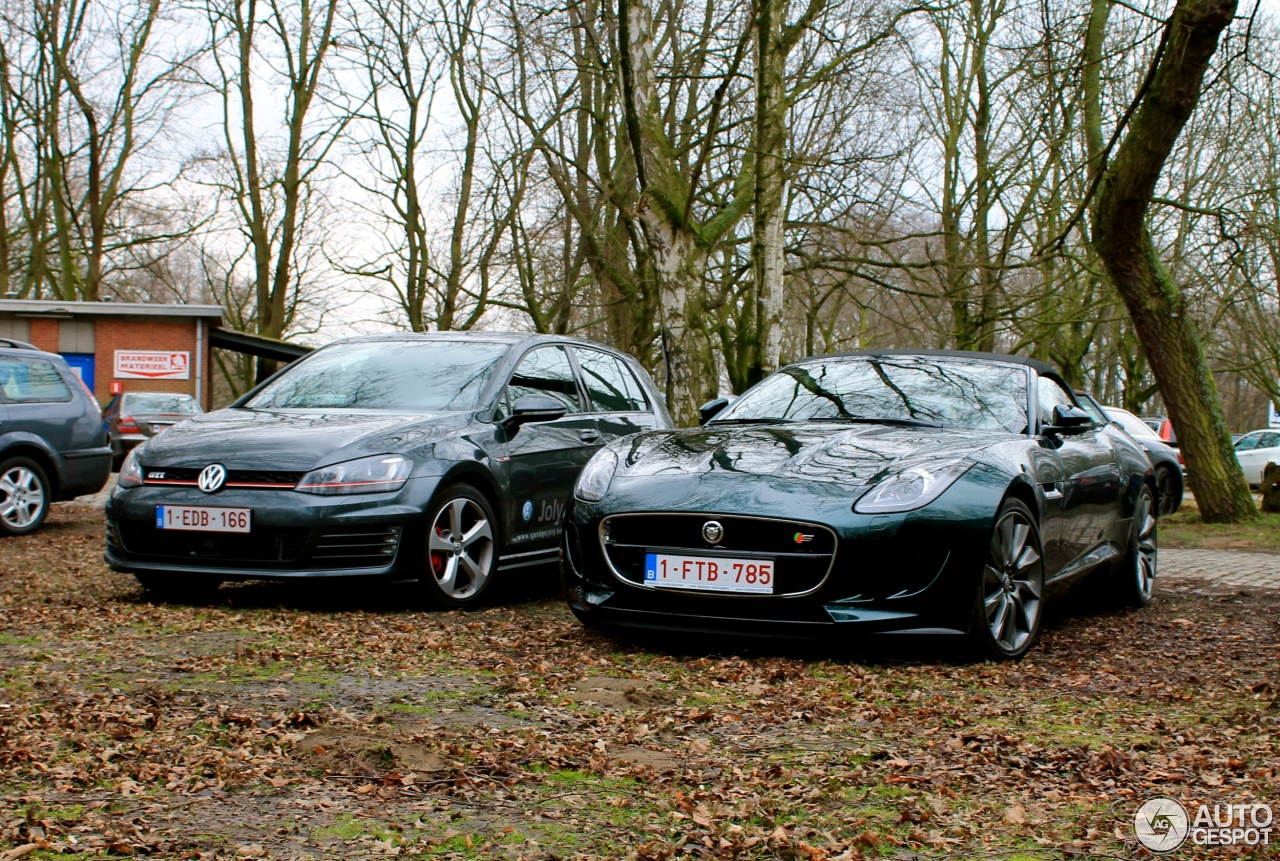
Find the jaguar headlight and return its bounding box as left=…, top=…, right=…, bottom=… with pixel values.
left=854, top=461, right=972, bottom=514
left=295, top=454, right=412, bottom=495
left=575, top=448, right=619, bottom=503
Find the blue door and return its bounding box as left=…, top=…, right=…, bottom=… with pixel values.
left=60, top=353, right=95, bottom=394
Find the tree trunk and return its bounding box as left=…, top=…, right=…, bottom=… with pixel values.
left=1261, top=462, right=1280, bottom=514
left=641, top=214, right=709, bottom=425
left=749, top=0, right=787, bottom=385
left=617, top=0, right=749, bottom=425
left=1086, top=0, right=1255, bottom=523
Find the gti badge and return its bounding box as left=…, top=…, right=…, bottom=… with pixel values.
left=702, top=520, right=724, bottom=544
left=197, top=463, right=227, bottom=494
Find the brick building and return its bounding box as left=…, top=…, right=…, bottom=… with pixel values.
left=0, top=299, right=311, bottom=409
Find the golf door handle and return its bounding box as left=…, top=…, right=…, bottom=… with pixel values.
left=579, top=429, right=600, bottom=442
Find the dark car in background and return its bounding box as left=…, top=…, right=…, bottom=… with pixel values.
left=1073, top=393, right=1184, bottom=515
left=1142, top=415, right=1178, bottom=447
left=104, top=392, right=204, bottom=469
left=563, top=351, right=1158, bottom=660
left=0, top=338, right=112, bottom=535
left=106, top=333, right=671, bottom=604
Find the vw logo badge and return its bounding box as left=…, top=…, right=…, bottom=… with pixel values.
left=702, top=520, right=724, bottom=544
left=197, top=464, right=227, bottom=494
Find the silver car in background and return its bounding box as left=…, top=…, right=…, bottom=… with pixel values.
left=103, top=392, right=203, bottom=469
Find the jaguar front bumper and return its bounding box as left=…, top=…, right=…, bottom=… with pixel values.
left=560, top=467, right=1012, bottom=640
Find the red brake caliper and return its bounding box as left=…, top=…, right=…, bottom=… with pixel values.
left=430, top=525, right=445, bottom=576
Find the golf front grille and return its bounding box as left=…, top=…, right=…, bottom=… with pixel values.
left=141, top=467, right=305, bottom=489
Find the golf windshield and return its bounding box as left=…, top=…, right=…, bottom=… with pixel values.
left=713, top=357, right=1029, bottom=432
left=248, top=340, right=509, bottom=411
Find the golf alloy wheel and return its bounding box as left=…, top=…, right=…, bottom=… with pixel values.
left=425, top=488, right=496, bottom=606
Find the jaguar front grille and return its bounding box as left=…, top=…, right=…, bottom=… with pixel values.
left=599, top=513, right=837, bottom=597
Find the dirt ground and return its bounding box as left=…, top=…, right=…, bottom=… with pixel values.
left=1, top=503, right=1277, bottom=860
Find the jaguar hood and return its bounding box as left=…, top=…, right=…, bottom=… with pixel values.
left=136, top=408, right=466, bottom=471
left=612, top=423, right=1015, bottom=489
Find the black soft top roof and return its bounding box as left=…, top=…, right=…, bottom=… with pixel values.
left=801, top=348, right=1058, bottom=378
left=336, top=331, right=631, bottom=354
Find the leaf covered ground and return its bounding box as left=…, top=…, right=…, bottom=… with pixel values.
left=1, top=504, right=1278, bottom=860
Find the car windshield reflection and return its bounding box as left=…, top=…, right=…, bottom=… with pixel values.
left=247, top=340, right=510, bottom=412
left=122, top=393, right=201, bottom=414
left=711, top=357, right=1029, bottom=433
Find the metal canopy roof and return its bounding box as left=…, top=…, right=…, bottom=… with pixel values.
left=0, top=299, right=224, bottom=319
left=209, top=327, right=314, bottom=362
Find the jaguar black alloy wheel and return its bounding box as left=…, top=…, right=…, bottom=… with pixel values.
left=1112, top=486, right=1158, bottom=608
left=971, top=498, right=1045, bottom=660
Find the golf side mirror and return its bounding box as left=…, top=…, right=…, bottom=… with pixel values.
left=698, top=398, right=731, bottom=426
left=503, top=394, right=568, bottom=430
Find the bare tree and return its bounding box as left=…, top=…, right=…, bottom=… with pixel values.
left=340, top=0, right=521, bottom=334
left=0, top=0, right=196, bottom=301
left=1085, top=0, right=1255, bottom=522
left=202, top=0, right=343, bottom=379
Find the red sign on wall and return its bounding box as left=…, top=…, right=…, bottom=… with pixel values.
left=114, top=351, right=190, bottom=380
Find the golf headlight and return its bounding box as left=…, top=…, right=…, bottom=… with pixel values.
left=575, top=448, right=619, bottom=502
left=854, top=462, right=972, bottom=514
left=117, top=448, right=144, bottom=488
left=295, top=454, right=412, bottom=495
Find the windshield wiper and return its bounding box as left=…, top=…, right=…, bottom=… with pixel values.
left=707, top=417, right=797, bottom=426
left=812, top=416, right=946, bottom=429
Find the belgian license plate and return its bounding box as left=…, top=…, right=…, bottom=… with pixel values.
left=156, top=505, right=251, bottom=533
left=644, top=552, right=774, bottom=594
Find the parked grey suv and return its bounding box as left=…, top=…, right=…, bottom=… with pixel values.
left=0, top=338, right=112, bottom=534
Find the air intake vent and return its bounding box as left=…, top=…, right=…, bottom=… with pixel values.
left=312, top=527, right=403, bottom=568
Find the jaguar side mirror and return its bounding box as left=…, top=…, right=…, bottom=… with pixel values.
left=1044, top=405, right=1094, bottom=436
left=698, top=397, right=732, bottom=426
left=502, top=394, right=568, bottom=430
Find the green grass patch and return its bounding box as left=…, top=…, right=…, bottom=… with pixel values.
left=1161, top=502, right=1280, bottom=551
left=313, top=814, right=406, bottom=843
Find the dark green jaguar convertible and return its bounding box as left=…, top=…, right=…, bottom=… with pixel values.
left=561, top=351, right=1158, bottom=659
